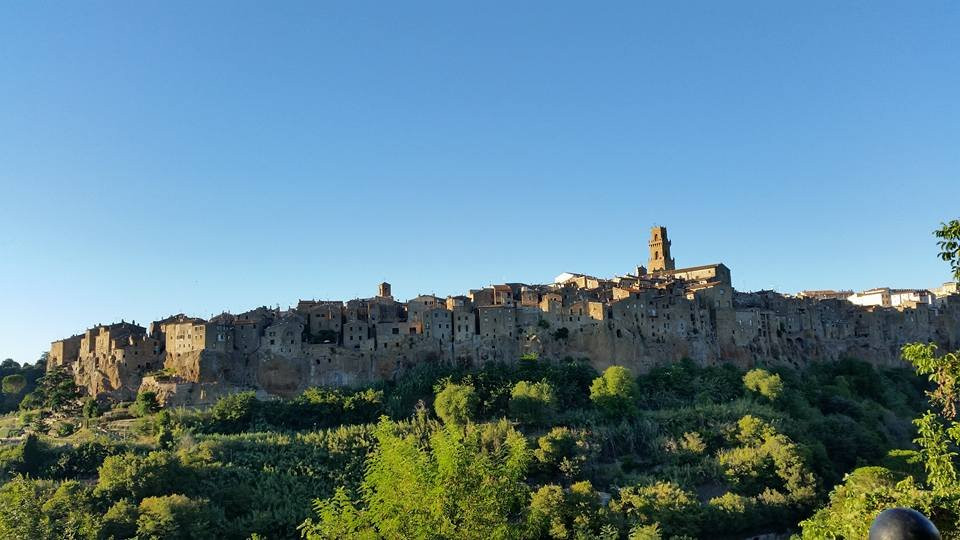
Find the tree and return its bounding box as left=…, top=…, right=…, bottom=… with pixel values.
left=95, top=451, right=183, bottom=500
left=25, top=368, right=80, bottom=412
left=300, top=419, right=531, bottom=539
left=527, top=481, right=609, bottom=539
left=39, top=480, right=101, bottom=538
left=132, top=390, right=161, bottom=417
left=589, top=366, right=639, bottom=417
left=742, top=369, right=783, bottom=401
left=1, top=358, right=20, bottom=369
left=2, top=374, right=26, bottom=394
left=155, top=410, right=175, bottom=449
left=210, top=391, right=257, bottom=431
left=509, top=380, right=556, bottom=425
left=610, top=481, right=702, bottom=538
left=901, top=343, right=960, bottom=494
left=935, top=219, right=960, bottom=281
left=0, top=477, right=101, bottom=540
left=35, top=352, right=48, bottom=370
left=800, top=467, right=932, bottom=539
left=101, top=499, right=139, bottom=540
left=81, top=397, right=101, bottom=418
left=434, top=381, right=477, bottom=426
left=0, top=476, right=52, bottom=539
left=534, top=427, right=595, bottom=480
left=137, top=494, right=215, bottom=539
left=716, top=415, right=817, bottom=506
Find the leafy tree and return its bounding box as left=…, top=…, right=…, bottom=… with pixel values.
left=132, top=390, right=161, bottom=417
left=0, top=476, right=53, bottom=539
left=509, top=380, right=556, bottom=425
left=628, top=523, right=663, bottom=539
left=610, top=481, right=702, bottom=538
left=300, top=419, right=530, bottom=539
left=433, top=381, right=477, bottom=426
left=716, top=415, right=816, bottom=506
left=155, top=410, right=176, bottom=449
left=95, top=451, right=184, bottom=500
left=534, top=427, right=595, bottom=480
left=39, top=480, right=101, bottom=538
left=17, top=391, right=42, bottom=411
left=42, top=438, right=125, bottom=480
left=23, top=368, right=79, bottom=412
left=81, top=397, right=101, bottom=418
left=590, top=366, right=639, bottom=417
left=102, top=499, right=139, bottom=539
left=1, top=374, right=25, bottom=394
left=1, top=359, right=19, bottom=369
left=743, top=368, right=784, bottom=401
left=900, top=343, right=960, bottom=496
left=527, top=481, right=610, bottom=539
left=0, top=477, right=101, bottom=540
left=800, top=467, right=933, bottom=539
left=935, top=218, right=960, bottom=281
left=210, top=391, right=257, bottom=431
left=636, top=358, right=744, bottom=408
left=137, top=494, right=215, bottom=539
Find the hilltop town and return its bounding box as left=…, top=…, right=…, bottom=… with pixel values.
left=47, top=227, right=960, bottom=405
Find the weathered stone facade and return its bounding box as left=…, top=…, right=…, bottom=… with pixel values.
left=49, top=226, right=960, bottom=405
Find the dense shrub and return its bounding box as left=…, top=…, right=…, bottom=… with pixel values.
left=743, top=368, right=784, bottom=401
left=300, top=419, right=531, bottom=538
left=610, top=481, right=702, bottom=538
left=508, top=380, right=556, bottom=425
left=137, top=494, right=217, bottom=539
left=132, top=390, right=161, bottom=417
left=590, top=366, right=639, bottom=417
left=433, top=381, right=478, bottom=426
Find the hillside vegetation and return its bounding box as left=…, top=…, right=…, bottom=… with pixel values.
left=0, top=354, right=930, bottom=539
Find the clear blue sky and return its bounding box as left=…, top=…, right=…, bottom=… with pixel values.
left=1, top=2, right=958, bottom=364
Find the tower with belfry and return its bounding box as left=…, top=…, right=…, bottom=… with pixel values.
left=647, top=226, right=675, bottom=273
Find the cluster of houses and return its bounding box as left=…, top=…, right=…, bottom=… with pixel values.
left=46, top=227, right=960, bottom=402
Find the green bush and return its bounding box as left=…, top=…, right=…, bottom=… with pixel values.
left=610, top=481, right=702, bottom=538
left=590, top=366, right=639, bottom=418
left=300, top=419, right=531, bottom=538
left=2, top=374, right=26, bottom=394
left=743, top=369, right=784, bottom=401
left=534, top=427, right=595, bottom=480
left=137, top=494, right=216, bottom=539
left=508, top=380, right=556, bottom=425
left=132, top=390, right=161, bottom=417
left=800, top=467, right=932, bottom=539
left=102, top=499, right=139, bottom=539
left=81, top=397, right=101, bottom=418
left=210, top=391, right=257, bottom=431
left=527, top=481, right=608, bottom=538
left=95, top=451, right=185, bottom=500
left=434, top=381, right=477, bottom=426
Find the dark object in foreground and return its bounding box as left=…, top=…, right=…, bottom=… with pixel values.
left=869, top=508, right=940, bottom=540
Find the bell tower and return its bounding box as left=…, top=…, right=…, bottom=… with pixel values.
left=648, top=226, right=675, bottom=273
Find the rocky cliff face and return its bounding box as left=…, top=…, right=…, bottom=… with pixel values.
left=54, top=292, right=960, bottom=406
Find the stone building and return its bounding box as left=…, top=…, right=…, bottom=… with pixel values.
left=48, top=225, right=960, bottom=405
left=648, top=226, right=675, bottom=273
left=49, top=334, right=82, bottom=370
